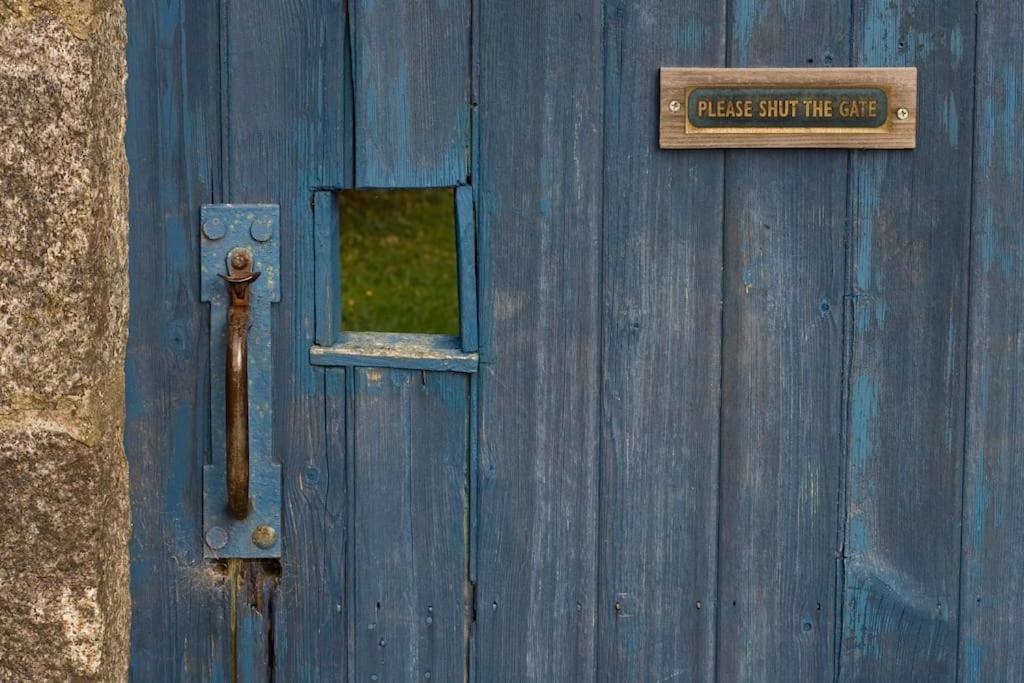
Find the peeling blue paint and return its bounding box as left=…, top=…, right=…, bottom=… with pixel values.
left=874, top=299, right=887, bottom=329
left=850, top=374, right=878, bottom=470
left=848, top=516, right=870, bottom=555
left=963, top=638, right=984, bottom=682
left=942, top=91, right=959, bottom=146
left=1001, top=63, right=1019, bottom=170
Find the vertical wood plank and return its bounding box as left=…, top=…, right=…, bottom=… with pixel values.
left=474, top=0, right=604, bottom=679
left=234, top=562, right=280, bottom=683
left=124, top=0, right=232, bottom=678
left=223, top=0, right=350, bottom=677
left=350, top=368, right=469, bottom=682
left=456, top=185, right=479, bottom=352
left=716, top=2, right=850, bottom=680
left=314, top=191, right=342, bottom=346
left=597, top=3, right=725, bottom=681
left=840, top=2, right=976, bottom=680
left=958, top=1, right=1024, bottom=680
left=352, top=0, right=471, bottom=187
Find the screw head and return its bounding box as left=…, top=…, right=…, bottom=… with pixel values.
left=896, top=107, right=910, bottom=121
left=668, top=100, right=682, bottom=113
left=205, top=526, right=228, bottom=550
left=251, top=525, right=277, bottom=549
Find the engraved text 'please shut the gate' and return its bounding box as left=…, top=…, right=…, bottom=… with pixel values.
left=660, top=67, right=917, bottom=149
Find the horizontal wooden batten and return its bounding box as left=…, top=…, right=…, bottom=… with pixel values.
left=310, top=332, right=479, bottom=373
left=660, top=67, right=917, bottom=149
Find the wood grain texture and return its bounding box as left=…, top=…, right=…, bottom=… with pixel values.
left=597, top=3, right=725, bottom=681
left=958, top=1, right=1024, bottom=680
left=124, top=0, right=232, bottom=678
left=839, top=1, right=976, bottom=679
left=660, top=68, right=917, bottom=149
left=352, top=0, right=471, bottom=187
left=456, top=185, right=479, bottom=352
left=234, top=562, right=280, bottom=683
left=350, top=368, right=470, bottom=682
left=473, top=0, right=604, bottom=679
left=311, top=332, right=479, bottom=373
left=223, top=0, right=349, bottom=677
left=314, top=192, right=342, bottom=346
left=716, top=2, right=849, bottom=681
left=125, top=0, right=1024, bottom=678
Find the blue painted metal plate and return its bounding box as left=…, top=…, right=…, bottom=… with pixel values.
left=201, top=204, right=281, bottom=559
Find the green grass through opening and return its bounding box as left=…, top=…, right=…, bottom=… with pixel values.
left=339, top=187, right=460, bottom=336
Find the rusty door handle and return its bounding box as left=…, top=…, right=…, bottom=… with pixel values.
left=220, top=249, right=260, bottom=519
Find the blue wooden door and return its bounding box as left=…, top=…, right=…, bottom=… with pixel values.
left=124, top=0, right=1024, bottom=681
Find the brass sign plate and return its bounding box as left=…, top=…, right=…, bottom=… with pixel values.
left=660, top=67, right=917, bottom=149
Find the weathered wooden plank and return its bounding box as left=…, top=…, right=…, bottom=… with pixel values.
left=350, top=368, right=469, bottom=682
left=352, top=0, right=471, bottom=187
left=597, top=3, right=724, bottom=681
left=124, top=0, right=232, bottom=677
left=314, top=191, right=342, bottom=346
left=234, top=562, right=279, bottom=683
left=840, top=2, right=976, bottom=679
left=958, top=1, right=1024, bottom=680
left=716, top=1, right=850, bottom=680
left=223, top=0, right=349, bottom=677
left=456, top=185, right=479, bottom=352
left=311, top=332, right=479, bottom=372
left=474, top=0, right=604, bottom=679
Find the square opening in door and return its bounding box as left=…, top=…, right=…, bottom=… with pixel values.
left=339, top=188, right=459, bottom=336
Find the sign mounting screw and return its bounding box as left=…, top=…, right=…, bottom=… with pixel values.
left=668, top=100, right=681, bottom=113
left=896, top=107, right=909, bottom=120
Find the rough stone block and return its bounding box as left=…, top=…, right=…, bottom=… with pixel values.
left=0, top=2, right=129, bottom=679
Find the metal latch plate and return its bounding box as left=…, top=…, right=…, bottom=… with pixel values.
left=200, top=204, right=281, bottom=559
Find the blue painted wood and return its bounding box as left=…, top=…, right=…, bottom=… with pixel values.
left=352, top=0, right=471, bottom=187
left=466, top=373, right=480, bottom=683
left=125, top=0, right=1024, bottom=678
left=840, top=1, right=976, bottom=679
left=234, top=562, right=279, bottom=683
left=958, top=2, right=1024, bottom=680
left=717, top=3, right=850, bottom=681
left=474, top=0, right=604, bottom=679
left=221, top=0, right=350, bottom=677
left=313, top=192, right=342, bottom=346
left=598, top=3, right=725, bottom=681
left=201, top=204, right=282, bottom=559
left=349, top=368, right=470, bottom=682
left=124, top=0, right=233, bottom=677
left=311, top=332, right=479, bottom=373
left=456, top=185, right=479, bottom=352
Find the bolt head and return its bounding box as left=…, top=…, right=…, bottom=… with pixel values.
left=250, top=216, right=274, bottom=242
left=896, top=107, right=910, bottom=120
left=668, top=100, right=681, bottom=113
left=230, top=250, right=250, bottom=270
left=202, top=217, right=226, bottom=240
left=251, top=525, right=277, bottom=549
left=205, top=526, right=228, bottom=550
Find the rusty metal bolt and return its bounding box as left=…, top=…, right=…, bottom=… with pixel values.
left=251, top=525, right=277, bottom=549
left=230, top=250, right=251, bottom=270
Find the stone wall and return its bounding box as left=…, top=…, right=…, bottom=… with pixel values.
left=0, top=1, right=130, bottom=680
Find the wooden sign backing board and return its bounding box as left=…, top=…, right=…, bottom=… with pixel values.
left=660, top=67, right=917, bottom=149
